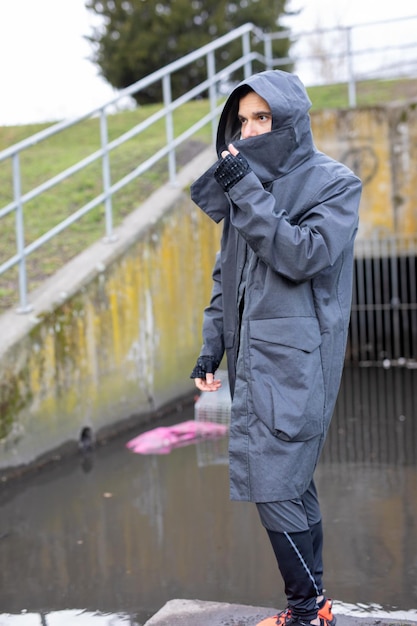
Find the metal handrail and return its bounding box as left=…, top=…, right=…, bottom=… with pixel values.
left=1, top=16, right=417, bottom=313
left=0, top=22, right=264, bottom=312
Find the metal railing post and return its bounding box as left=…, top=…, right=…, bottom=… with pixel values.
left=13, top=154, right=32, bottom=313
left=242, top=30, right=252, bottom=78
left=264, top=33, right=273, bottom=70
left=206, top=50, right=218, bottom=146
left=346, top=26, right=357, bottom=107
left=163, top=74, right=177, bottom=185
left=100, top=109, right=116, bottom=242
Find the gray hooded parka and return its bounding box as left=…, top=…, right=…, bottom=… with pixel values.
left=191, top=70, right=362, bottom=503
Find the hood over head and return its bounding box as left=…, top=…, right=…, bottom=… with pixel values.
left=191, top=70, right=316, bottom=222
left=216, top=70, right=315, bottom=181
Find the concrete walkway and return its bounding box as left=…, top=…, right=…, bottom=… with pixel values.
left=144, top=599, right=417, bottom=626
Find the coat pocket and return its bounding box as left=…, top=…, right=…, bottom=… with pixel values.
left=248, top=317, right=325, bottom=442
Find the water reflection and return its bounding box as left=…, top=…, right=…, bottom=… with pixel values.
left=0, top=366, right=416, bottom=625
left=0, top=610, right=139, bottom=624
left=325, top=364, right=417, bottom=464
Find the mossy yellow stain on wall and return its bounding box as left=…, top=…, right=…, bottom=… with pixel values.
left=388, top=103, right=417, bottom=237
left=132, top=201, right=220, bottom=394
left=311, top=103, right=417, bottom=242
left=108, top=284, right=122, bottom=368
left=312, top=107, right=394, bottom=238
left=0, top=195, right=220, bottom=457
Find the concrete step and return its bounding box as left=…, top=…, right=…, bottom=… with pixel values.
left=144, top=599, right=417, bottom=626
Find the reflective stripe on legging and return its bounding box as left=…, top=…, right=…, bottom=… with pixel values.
left=284, top=531, right=320, bottom=597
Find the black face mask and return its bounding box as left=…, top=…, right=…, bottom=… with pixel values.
left=232, top=126, right=298, bottom=183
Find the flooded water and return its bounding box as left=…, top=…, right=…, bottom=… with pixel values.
left=0, top=365, right=416, bottom=625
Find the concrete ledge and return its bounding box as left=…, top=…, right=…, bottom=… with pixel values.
left=143, top=599, right=272, bottom=625
left=144, top=599, right=417, bottom=626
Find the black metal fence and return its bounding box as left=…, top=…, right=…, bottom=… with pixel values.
left=348, top=235, right=417, bottom=365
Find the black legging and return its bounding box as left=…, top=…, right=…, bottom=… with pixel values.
left=256, top=480, right=324, bottom=622
left=266, top=524, right=323, bottom=622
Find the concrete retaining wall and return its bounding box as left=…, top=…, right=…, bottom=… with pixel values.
left=1, top=100, right=416, bottom=474
left=0, top=151, right=221, bottom=473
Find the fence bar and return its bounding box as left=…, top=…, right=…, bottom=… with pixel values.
left=12, top=154, right=32, bottom=313
left=206, top=50, right=218, bottom=147
left=346, top=27, right=357, bottom=107
left=163, top=74, right=176, bottom=186
left=242, top=30, right=252, bottom=78
left=100, top=109, right=115, bottom=242
left=263, top=33, right=273, bottom=71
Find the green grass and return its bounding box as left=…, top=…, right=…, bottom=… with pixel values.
left=0, top=100, right=213, bottom=311
left=1, top=77, right=416, bottom=313
left=307, top=77, right=417, bottom=109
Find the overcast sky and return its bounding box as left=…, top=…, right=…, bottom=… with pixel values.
left=0, top=0, right=416, bottom=126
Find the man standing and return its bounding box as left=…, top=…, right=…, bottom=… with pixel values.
left=190, top=70, right=362, bottom=626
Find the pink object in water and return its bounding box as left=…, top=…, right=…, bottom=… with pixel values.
left=126, top=420, right=228, bottom=455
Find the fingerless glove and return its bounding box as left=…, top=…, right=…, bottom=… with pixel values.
left=190, top=355, right=220, bottom=379
left=214, top=153, right=251, bottom=192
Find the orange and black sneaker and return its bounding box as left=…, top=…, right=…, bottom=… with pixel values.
left=318, top=598, right=336, bottom=626
left=256, top=602, right=336, bottom=626
left=256, top=608, right=291, bottom=626
left=257, top=618, right=334, bottom=626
